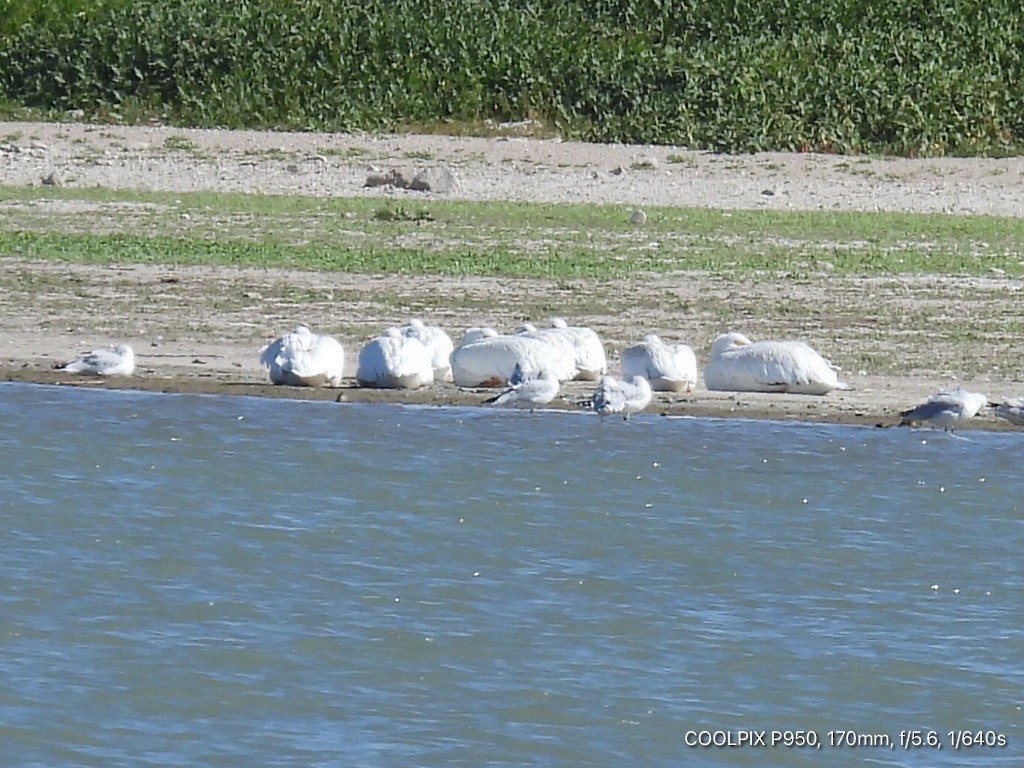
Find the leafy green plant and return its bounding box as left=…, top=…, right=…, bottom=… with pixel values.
left=1, top=1, right=1023, bottom=155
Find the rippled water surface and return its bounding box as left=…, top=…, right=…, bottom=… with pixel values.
left=1, top=383, right=1020, bottom=767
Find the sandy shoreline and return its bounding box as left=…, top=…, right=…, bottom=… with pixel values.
left=2, top=120, right=1023, bottom=431
left=0, top=365, right=937, bottom=430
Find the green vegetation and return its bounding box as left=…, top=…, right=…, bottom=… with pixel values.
left=1, top=0, right=1022, bottom=155
left=1, top=186, right=1021, bottom=278
left=0, top=0, right=124, bottom=36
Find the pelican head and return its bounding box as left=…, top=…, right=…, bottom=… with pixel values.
left=710, top=332, right=753, bottom=357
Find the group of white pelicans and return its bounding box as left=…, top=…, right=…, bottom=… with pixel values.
left=57, top=317, right=1024, bottom=432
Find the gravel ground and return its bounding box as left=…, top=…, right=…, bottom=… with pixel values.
left=2, top=120, right=1023, bottom=430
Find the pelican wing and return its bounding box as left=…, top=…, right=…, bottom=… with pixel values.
left=402, top=320, right=454, bottom=381
left=261, top=325, right=344, bottom=386
left=451, top=333, right=577, bottom=387
left=705, top=336, right=845, bottom=395
left=357, top=331, right=433, bottom=389
left=622, top=337, right=696, bottom=392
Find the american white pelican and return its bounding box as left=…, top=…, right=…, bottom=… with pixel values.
left=899, top=387, right=988, bottom=432
left=518, top=318, right=607, bottom=380
left=356, top=328, right=434, bottom=389
left=592, top=375, right=652, bottom=420
left=704, top=332, right=849, bottom=395
left=259, top=324, right=345, bottom=387
left=992, top=397, right=1024, bottom=426
left=58, top=344, right=135, bottom=376
left=484, top=368, right=560, bottom=409
left=400, top=319, right=454, bottom=382
left=620, top=334, right=697, bottom=392
left=450, top=328, right=577, bottom=387
left=459, top=326, right=500, bottom=346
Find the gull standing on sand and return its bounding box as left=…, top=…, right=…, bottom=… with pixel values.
left=591, top=375, right=652, bottom=420
left=620, top=333, right=697, bottom=392
left=57, top=344, right=135, bottom=376
left=899, top=386, right=988, bottom=432
left=703, top=332, right=849, bottom=395
left=259, top=324, right=345, bottom=387
left=484, top=367, right=560, bottom=409
left=992, top=397, right=1024, bottom=426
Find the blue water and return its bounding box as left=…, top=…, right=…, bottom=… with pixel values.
left=0, top=383, right=1020, bottom=767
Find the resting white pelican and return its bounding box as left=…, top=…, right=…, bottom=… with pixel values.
left=992, top=397, right=1024, bottom=426
left=400, top=319, right=454, bottom=382
left=620, top=334, right=697, bottom=392
left=899, top=387, right=988, bottom=432
left=259, top=324, right=345, bottom=387
left=519, top=318, right=607, bottom=380
left=591, top=375, right=652, bottom=420
left=356, top=328, right=434, bottom=389
left=704, top=332, right=848, bottom=395
left=484, top=368, right=560, bottom=409
left=450, top=328, right=577, bottom=387
left=57, top=344, right=135, bottom=376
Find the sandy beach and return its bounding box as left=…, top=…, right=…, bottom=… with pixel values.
left=2, top=120, right=1022, bottom=430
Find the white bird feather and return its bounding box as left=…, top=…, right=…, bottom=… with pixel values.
left=484, top=368, right=560, bottom=409
left=591, top=375, right=652, bottom=420
left=58, top=344, right=135, bottom=376
left=704, top=332, right=848, bottom=395
left=992, top=397, right=1024, bottom=426
left=357, top=328, right=434, bottom=389
left=621, top=334, right=697, bottom=392
left=899, top=387, right=988, bottom=432
left=259, top=324, right=345, bottom=387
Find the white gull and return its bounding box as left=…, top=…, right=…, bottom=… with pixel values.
left=899, top=387, right=988, bottom=432
left=992, top=397, right=1024, bottom=426
left=58, top=344, right=135, bottom=376
left=592, top=375, right=652, bottom=420
left=484, top=367, right=560, bottom=409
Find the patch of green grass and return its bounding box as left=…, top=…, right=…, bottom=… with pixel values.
left=665, top=154, right=694, bottom=165
left=163, top=134, right=197, bottom=151
left=318, top=146, right=371, bottom=158
left=1, top=185, right=1023, bottom=279
left=372, top=204, right=434, bottom=222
